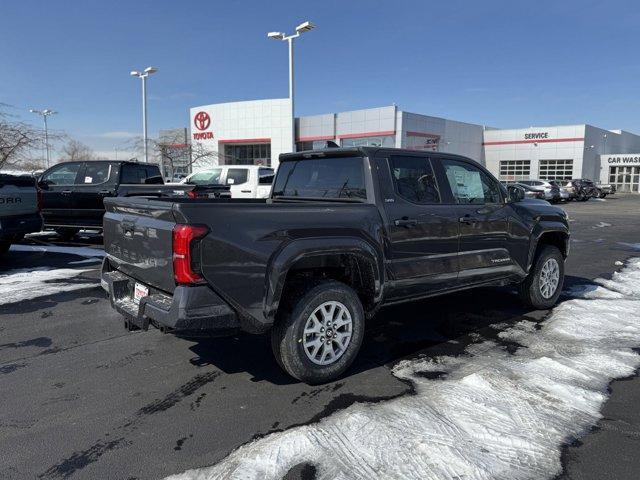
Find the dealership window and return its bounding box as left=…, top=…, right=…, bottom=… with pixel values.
left=498, top=160, right=531, bottom=181
left=609, top=166, right=640, bottom=192
left=340, top=135, right=395, bottom=148
left=224, top=143, right=271, bottom=166
left=538, top=159, right=573, bottom=181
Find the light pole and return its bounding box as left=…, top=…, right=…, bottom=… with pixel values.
left=30, top=109, right=57, bottom=168
left=267, top=21, right=315, bottom=151
left=130, top=67, right=158, bottom=163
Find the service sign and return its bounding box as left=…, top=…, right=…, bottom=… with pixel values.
left=524, top=132, right=549, bottom=140
left=192, top=111, right=214, bottom=140
left=603, top=154, right=640, bottom=165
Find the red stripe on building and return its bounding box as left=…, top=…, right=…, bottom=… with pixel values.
left=406, top=131, right=439, bottom=138
left=483, top=137, right=584, bottom=146
left=296, top=135, right=335, bottom=142
left=337, top=130, right=395, bottom=140
left=217, top=137, right=271, bottom=144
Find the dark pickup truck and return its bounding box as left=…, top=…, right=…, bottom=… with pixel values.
left=0, top=173, right=43, bottom=254
left=102, top=147, right=570, bottom=383
left=38, top=160, right=230, bottom=239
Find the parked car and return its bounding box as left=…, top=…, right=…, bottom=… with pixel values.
left=0, top=172, right=43, bottom=254
left=38, top=160, right=230, bottom=239
left=181, top=165, right=275, bottom=199
left=548, top=181, right=571, bottom=201
left=564, top=179, right=599, bottom=201
left=596, top=182, right=616, bottom=198
left=101, top=147, right=569, bottom=384
left=500, top=181, right=546, bottom=200
left=517, top=180, right=562, bottom=203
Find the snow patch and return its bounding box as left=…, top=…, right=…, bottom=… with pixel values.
left=590, top=198, right=606, bottom=202
left=9, top=244, right=105, bottom=258
left=0, top=267, right=97, bottom=305
left=593, top=222, right=611, bottom=228
left=166, top=259, right=640, bottom=480
left=619, top=242, right=640, bottom=251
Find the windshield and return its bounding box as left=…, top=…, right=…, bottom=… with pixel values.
left=186, top=168, right=223, bottom=185
left=272, top=157, right=366, bottom=200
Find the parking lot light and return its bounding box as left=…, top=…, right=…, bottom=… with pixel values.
left=130, top=67, right=158, bottom=163
left=267, top=21, right=315, bottom=151
left=30, top=108, right=57, bottom=168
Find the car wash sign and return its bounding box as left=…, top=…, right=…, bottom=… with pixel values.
left=603, top=154, right=640, bottom=165
left=192, top=111, right=214, bottom=140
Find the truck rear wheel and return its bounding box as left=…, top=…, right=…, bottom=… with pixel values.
left=519, top=245, right=564, bottom=309
left=0, top=241, right=9, bottom=255
left=271, top=280, right=365, bottom=384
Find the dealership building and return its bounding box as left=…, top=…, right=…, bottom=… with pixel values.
left=188, top=98, right=640, bottom=192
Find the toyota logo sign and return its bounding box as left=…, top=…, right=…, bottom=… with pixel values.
left=194, top=111, right=211, bottom=131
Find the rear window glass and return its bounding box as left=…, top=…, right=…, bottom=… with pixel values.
left=259, top=168, right=275, bottom=185
left=273, top=157, right=366, bottom=200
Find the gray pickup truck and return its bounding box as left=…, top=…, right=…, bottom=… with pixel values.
left=102, top=147, right=570, bottom=383
left=0, top=173, right=42, bottom=254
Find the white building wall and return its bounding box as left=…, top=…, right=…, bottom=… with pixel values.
left=189, top=98, right=293, bottom=171
left=584, top=126, right=640, bottom=182
left=484, top=125, right=586, bottom=180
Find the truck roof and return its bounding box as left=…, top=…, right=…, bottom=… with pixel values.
left=280, top=146, right=478, bottom=164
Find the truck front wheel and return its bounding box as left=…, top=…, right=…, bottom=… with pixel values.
left=519, top=245, right=564, bottom=309
left=271, top=281, right=365, bottom=384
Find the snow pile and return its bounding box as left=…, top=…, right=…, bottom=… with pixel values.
left=9, top=244, right=105, bottom=257
left=593, top=221, right=611, bottom=228
left=167, top=259, right=640, bottom=480
left=0, top=267, right=96, bottom=305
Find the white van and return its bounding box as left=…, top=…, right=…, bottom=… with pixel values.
left=181, top=165, right=275, bottom=199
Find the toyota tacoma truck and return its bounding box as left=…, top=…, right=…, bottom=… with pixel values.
left=38, top=160, right=230, bottom=239
left=0, top=172, right=42, bottom=254
left=101, top=147, right=570, bottom=383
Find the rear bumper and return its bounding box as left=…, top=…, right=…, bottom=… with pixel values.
left=101, top=263, right=239, bottom=335
left=0, top=212, right=42, bottom=241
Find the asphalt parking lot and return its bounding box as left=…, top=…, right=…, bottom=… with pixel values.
left=1, top=196, right=639, bottom=480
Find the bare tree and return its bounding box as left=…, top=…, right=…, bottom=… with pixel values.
left=129, top=132, right=222, bottom=179
left=0, top=106, right=46, bottom=171
left=59, top=138, right=97, bottom=162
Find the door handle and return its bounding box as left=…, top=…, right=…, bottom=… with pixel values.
left=459, top=214, right=478, bottom=225
left=240, top=190, right=252, bottom=193
left=98, top=190, right=113, bottom=196
left=61, top=190, right=72, bottom=195
left=394, top=217, right=418, bottom=227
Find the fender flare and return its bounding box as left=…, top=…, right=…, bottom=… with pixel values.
left=527, top=222, right=570, bottom=272
left=264, top=236, right=385, bottom=321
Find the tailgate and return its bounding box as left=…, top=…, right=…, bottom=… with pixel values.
left=0, top=174, right=38, bottom=217
left=103, top=197, right=177, bottom=293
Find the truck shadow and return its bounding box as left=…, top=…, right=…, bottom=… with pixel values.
left=186, top=275, right=592, bottom=385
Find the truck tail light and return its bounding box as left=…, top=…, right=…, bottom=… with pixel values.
left=187, top=190, right=198, bottom=199
left=172, top=224, right=209, bottom=284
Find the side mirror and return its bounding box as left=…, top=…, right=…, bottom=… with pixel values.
left=37, top=180, right=49, bottom=189
left=507, top=185, right=525, bottom=203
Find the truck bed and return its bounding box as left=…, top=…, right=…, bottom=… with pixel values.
left=103, top=195, right=382, bottom=329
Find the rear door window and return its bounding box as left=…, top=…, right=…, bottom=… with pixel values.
left=120, top=164, right=142, bottom=184
left=80, top=163, right=111, bottom=184
left=389, top=155, right=440, bottom=204
left=40, top=163, right=82, bottom=186
left=227, top=168, right=249, bottom=185
left=273, top=157, right=366, bottom=200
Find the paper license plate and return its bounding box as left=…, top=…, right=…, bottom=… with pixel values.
left=133, top=283, right=149, bottom=304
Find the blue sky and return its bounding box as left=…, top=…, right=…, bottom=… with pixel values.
left=2, top=0, right=639, bottom=158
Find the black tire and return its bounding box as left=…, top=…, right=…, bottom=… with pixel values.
left=519, top=245, right=564, bottom=309
left=271, top=280, right=365, bottom=384
left=54, top=227, right=80, bottom=240
left=0, top=241, right=10, bottom=255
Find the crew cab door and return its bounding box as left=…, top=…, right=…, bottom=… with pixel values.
left=71, top=162, right=117, bottom=227
left=379, top=153, right=460, bottom=300
left=38, top=162, right=83, bottom=226
left=225, top=168, right=252, bottom=198
left=437, top=158, right=516, bottom=285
